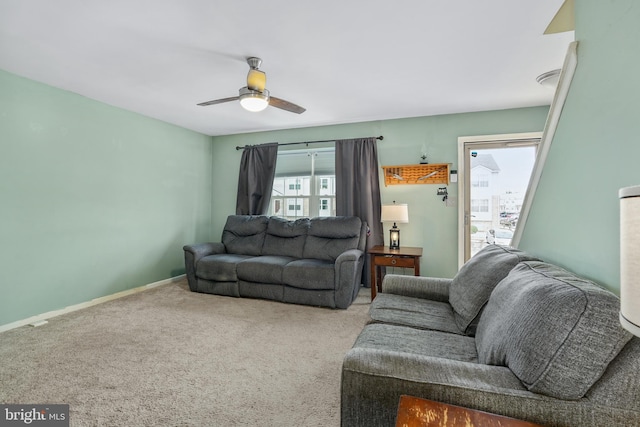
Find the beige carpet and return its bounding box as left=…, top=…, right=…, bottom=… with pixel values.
left=0, top=279, right=371, bottom=426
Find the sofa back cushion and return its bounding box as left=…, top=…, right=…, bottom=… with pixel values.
left=475, top=261, right=632, bottom=400
left=303, top=216, right=362, bottom=261
left=221, top=215, right=269, bottom=256
left=449, top=245, right=540, bottom=335
left=262, top=217, right=310, bottom=258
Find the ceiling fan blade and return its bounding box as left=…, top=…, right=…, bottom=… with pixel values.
left=269, top=96, right=306, bottom=114
left=197, top=96, right=239, bottom=107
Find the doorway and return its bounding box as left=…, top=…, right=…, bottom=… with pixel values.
left=457, top=133, right=541, bottom=265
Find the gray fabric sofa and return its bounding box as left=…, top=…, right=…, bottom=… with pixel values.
left=183, top=215, right=367, bottom=309
left=341, top=244, right=640, bottom=426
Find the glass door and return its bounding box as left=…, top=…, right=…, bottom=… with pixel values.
left=459, top=135, right=540, bottom=263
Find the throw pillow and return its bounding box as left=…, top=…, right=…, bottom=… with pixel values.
left=449, top=245, right=539, bottom=335
left=475, top=261, right=632, bottom=400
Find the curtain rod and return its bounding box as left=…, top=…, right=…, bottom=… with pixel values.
left=235, top=135, right=383, bottom=151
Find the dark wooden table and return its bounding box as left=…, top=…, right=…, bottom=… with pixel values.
left=396, top=395, right=542, bottom=427
left=368, top=245, right=423, bottom=300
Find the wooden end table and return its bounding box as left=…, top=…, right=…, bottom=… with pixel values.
left=368, top=245, right=423, bottom=300
left=396, top=395, right=542, bottom=426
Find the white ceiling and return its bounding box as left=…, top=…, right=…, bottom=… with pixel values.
left=0, top=1, right=574, bottom=137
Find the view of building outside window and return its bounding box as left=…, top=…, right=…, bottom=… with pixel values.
left=469, top=147, right=536, bottom=257
left=270, top=148, right=336, bottom=219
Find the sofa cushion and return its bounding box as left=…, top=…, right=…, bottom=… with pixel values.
left=197, top=254, right=253, bottom=282
left=353, top=323, right=478, bottom=363
left=282, top=258, right=335, bottom=290
left=236, top=256, right=295, bottom=284
left=369, top=294, right=463, bottom=335
left=262, top=217, right=310, bottom=258
left=303, top=216, right=362, bottom=261
left=475, top=261, right=633, bottom=400
left=221, top=215, right=269, bottom=256
left=449, top=245, right=540, bottom=335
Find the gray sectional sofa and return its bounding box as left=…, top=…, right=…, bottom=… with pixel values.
left=341, top=244, right=640, bottom=426
left=183, top=215, right=367, bottom=309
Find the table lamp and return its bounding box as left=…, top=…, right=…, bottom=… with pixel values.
left=381, top=203, right=409, bottom=249
left=620, top=185, right=640, bottom=337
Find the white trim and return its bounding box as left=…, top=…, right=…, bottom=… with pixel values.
left=621, top=313, right=640, bottom=338
left=0, top=275, right=186, bottom=334
left=512, top=41, right=578, bottom=248
left=457, top=132, right=542, bottom=267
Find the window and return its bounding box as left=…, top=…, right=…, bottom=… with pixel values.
left=472, top=173, right=489, bottom=188
left=471, top=199, right=489, bottom=213
left=270, top=147, right=336, bottom=219
left=287, top=198, right=303, bottom=213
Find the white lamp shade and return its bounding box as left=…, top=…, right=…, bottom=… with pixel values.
left=620, top=185, right=640, bottom=337
left=381, top=204, right=409, bottom=223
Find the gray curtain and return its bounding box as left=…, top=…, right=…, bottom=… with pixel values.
left=336, top=138, right=384, bottom=288
left=236, top=143, right=278, bottom=215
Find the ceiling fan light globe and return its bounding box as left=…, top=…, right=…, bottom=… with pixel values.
left=239, top=88, right=270, bottom=112
left=240, top=97, right=268, bottom=112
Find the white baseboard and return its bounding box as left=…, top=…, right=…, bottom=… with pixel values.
left=0, top=275, right=186, bottom=334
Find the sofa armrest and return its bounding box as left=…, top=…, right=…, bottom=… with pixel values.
left=183, top=242, right=225, bottom=291
left=381, top=274, right=452, bottom=302
left=183, top=242, right=225, bottom=259
left=334, top=249, right=366, bottom=308
left=341, top=348, right=535, bottom=427
left=335, top=248, right=363, bottom=264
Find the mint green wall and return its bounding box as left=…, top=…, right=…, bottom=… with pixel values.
left=0, top=68, right=550, bottom=328
left=519, top=1, right=640, bottom=293
left=211, top=106, right=548, bottom=279
left=0, top=69, right=214, bottom=326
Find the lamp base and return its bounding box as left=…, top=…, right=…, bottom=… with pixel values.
left=389, top=224, right=400, bottom=249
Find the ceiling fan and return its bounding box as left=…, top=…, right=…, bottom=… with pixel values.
left=197, top=57, right=306, bottom=114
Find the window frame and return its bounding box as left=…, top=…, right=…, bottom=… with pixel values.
left=269, top=147, right=336, bottom=219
